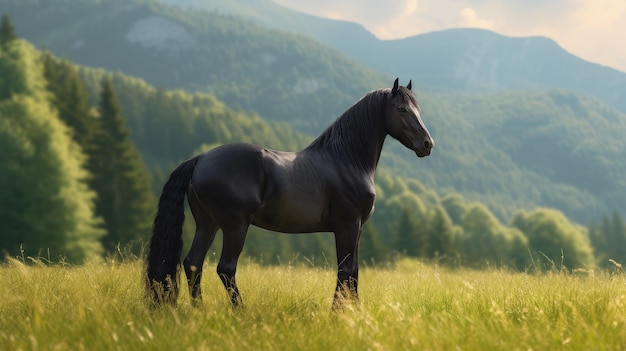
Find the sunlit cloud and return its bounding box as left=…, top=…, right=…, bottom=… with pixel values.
left=458, top=7, right=494, bottom=29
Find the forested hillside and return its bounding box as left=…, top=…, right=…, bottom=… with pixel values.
left=5, top=0, right=626, bottom=227
left=4, top=30, right=622, bottom=270
left=0, top=39, right=104, bottom=261
left=180, top=0, right=626, bottom=113
left=77, top=68, right=310, bottom=173
left=383, top=90, right=626, bottom=222
left=2, top=0, right=388, bottom=132
left=74, top=58, right=626, bottom=226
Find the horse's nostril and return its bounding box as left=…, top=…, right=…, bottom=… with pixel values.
left=424, top=139, right=432, bottom=150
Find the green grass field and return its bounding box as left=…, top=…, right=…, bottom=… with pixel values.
left=1, top=257, right=625, bottom=350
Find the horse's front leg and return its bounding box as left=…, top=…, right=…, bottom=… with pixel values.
left=332, top=221, right=362, bottom=309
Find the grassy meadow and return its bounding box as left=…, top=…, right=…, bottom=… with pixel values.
left=1, top=257, right=625, bottom=350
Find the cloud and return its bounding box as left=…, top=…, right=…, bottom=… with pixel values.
left=272, top=0, right=626, bottom=72
left=307, top=0, right=422, bottom=39
left=458, top=7, right=494, bottom=29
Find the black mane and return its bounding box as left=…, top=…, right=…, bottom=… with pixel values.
left=304, top=87, right=414, bottom=170
left=306, top=88, right=387, bottom=152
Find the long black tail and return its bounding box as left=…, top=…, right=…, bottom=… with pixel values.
left=146, top=156, right=199, bottom=305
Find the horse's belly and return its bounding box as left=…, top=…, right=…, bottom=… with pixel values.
left=252, top=195, right=329, bottom=233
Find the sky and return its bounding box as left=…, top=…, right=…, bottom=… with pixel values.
left=273, top=0, right=626, bottom=73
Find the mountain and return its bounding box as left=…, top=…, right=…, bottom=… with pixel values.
left=2, top=0, right=388, bottom=132
left=5, top=0, right=626, bottom=225
left=176, top=0, right=626, bottom=114
left=378, top=29, right=626, bottom=111
left=160, top=0, right=379, bottom=60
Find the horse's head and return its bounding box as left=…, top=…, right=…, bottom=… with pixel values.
left=385, top=78, right=434, bottom=158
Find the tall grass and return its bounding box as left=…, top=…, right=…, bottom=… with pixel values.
left=1, top=257, right=625, bottom=350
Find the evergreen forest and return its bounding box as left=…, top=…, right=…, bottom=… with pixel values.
left=1, top=12, right=625, bottom=271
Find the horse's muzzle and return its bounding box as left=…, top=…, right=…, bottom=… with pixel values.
left=415, top=138, right=434, bottom=157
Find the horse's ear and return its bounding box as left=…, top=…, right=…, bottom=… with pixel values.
left=407, top=80, right=412, bottom=91
left=392, top=78, right=399, bottom=95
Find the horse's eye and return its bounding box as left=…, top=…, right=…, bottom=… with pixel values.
left=397, top=106, right=407, bottom=113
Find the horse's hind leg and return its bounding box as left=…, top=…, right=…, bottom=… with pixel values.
left=216, top=221, right=249, bottom=307
left=183, top=190, right=218, bottom=306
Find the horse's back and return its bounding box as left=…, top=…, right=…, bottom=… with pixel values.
left=194, top=142, right=265, bottom=178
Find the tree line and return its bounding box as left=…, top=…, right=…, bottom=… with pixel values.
left=1, top=14, right=625, bottom=271
left=1, top=15, right=153, bottom=261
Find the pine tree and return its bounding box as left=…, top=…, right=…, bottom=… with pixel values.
left=42, top=54, right=97, bottom=152
left=0, top=39, right=28, bottom=100
left=0, top=41, right=103, bottom=262
left=0, top=13, right=16, bottom=47
left=91, top=77, right=155, bottom=253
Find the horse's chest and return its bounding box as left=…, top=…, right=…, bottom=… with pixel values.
left=347, top=188, right=376, bottom=219
left=327, top=175, right=376, bottom=221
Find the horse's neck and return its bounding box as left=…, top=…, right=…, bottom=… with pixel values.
left=327, top=108, right=387, bottom=174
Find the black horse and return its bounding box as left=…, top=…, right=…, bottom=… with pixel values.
left=146, top=78, right=434, bottom=307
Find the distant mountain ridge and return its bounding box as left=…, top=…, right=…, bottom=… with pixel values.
left=3, top=0, right=389, bottom=132
left=173, top=0, right=626, bottom=113
left=379, top=29, right=626, bottom=111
